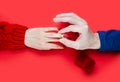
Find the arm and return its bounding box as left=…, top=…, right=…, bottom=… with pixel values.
left=98, top=30, right=120, bottom=51
left=54, top=13, right=100, bottom=50
left=0, top=21, right=27, bottom=49
left=0, top=21, right=63, bottom=50
left=54, top=13, right=120, bottom=51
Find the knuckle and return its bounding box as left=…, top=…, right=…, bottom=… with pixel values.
left=82, top=25, right=89, bottom=31
left=67, top=17, right=72, bottom=21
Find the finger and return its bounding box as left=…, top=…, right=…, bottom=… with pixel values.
left=56, top=13, right=82, bottom=21
left=46, top=43, right=64, bottom=49
left=45, top=33, right=63, bottom=38
left=47, top=39, right=60, bottom=42
left=53, top=17, right=79, bottom=25
left=59, top=38, right=78, bottom=49
left=58, top=25, right=79, bottom=33
left=42, top=27, right=58, bottom=32
left=45, top=37, right=60, bottom=42
left=55, top=13, right=87, bottom=25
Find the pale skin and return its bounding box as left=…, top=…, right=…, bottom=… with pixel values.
left=53, top=13, right=100, bottom=50
left=24, top=13, right=100, bottom=50
left=25, top=27, right=63, bottom=50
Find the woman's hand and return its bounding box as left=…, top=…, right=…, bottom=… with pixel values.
left=25, top=27, right=63, bottom=50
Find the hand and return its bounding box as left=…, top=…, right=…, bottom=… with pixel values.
left=53, top=13, right=100, bottom=50
left=24, top=27, right=64, bottom=50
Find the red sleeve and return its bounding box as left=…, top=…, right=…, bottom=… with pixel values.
left=0, top=22, right=28, bottom=49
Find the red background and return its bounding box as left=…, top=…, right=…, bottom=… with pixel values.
left=0, top=0, right=120, bottom=82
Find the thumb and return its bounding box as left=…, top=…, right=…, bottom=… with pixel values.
left=59, top=37, right=78, bottom=49
left=58, top=25, right=78, bottom=34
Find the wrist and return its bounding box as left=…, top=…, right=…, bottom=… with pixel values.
left=24, top=29, right=31, bottom=47
left=89, top=33, right=100, bottom=49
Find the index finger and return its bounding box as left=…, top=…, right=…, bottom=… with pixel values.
left=42, top=27, right=58, bottom=32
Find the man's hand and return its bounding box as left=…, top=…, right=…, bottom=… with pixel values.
left=53, top=13, right=100, bottom=50
left=24, top=27, right=63, bottom=50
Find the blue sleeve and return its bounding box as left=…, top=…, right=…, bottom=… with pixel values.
left=98, top=30, right=120, bottom=51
